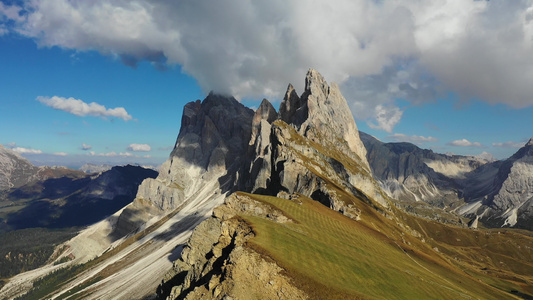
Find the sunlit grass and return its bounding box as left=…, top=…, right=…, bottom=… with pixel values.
left=241, top=193, right=523, bottom=299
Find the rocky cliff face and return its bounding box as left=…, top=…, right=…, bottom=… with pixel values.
left=361, top=132, right=533, bottom=230
left=121, top=69, right=384, bottom=236
left=279, top=70, right=370, bottom=172
left=115, top=93, right=254, bottom=234
left=360, top=132, right=488, bottom=206
left=458, top=138, right=533, bottom=229
left=244, top=70, right=386, bottom=212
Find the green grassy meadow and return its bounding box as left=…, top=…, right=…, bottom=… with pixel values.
left=239, top=192, right=532, bottom=299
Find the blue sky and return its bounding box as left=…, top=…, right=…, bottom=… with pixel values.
left=1, top=1, right=532, bottom=167
left=1, top=37, right=203, bottom=167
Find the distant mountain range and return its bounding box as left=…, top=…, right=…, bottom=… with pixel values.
left=0, top=147, right=158, bottom=232
left=361, top=132, right=533, bottom=230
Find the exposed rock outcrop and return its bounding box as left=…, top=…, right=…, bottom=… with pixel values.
left=279, top=70, right=370, bottom=172
left=242, top=69, right=386, bottom=212
left=458, top=137, right=533, bottom=229
left=158, top=193, right=306, bottom=300
left=242, top=99, right=278, bottom=194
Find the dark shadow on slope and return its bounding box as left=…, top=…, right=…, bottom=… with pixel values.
left=153, top=213, right=205, bottom=243
left=311, top=190, right=332, bottom=208
left=168, top=245, right=184, bottom=262
left=6, top=165, right=158, bottom=231
left=6, top=195, right=136, bottom=230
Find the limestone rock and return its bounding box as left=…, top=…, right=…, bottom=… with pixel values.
left=267, top=120, right=387, bottom=211
left=279, top=69, right=370, bottom=172
left=158, top=193, right=306, bottom=300
left=243, top=99, right=278, bottom=194
left=118, top=93, right=254, bottom=231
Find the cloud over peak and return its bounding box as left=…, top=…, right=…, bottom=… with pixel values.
left=5, top=1, right=533, bottom=133
left=37, top=96, right=133, bottom=121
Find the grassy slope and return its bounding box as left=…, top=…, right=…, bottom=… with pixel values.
left=239, top=192, right=532, bottom=299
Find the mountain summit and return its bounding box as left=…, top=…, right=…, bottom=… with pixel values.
left=279, top=69, right=370, bottom=171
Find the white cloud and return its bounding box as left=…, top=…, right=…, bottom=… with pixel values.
left=367, top=105, right=403, bottom=133
left=54, top=152, right=68, bottom=156
left=447, top=139, right=484, bottom=147
left=88, top=151, right=134, bottom=157
left=80, top=143, right=92, bottom=150
left=0, top=2, right=23, bottom=22
left=12, top=147, right=43, bottom=154
left=7, top=1, right=533, bottom=132
left=127, top=143, right=151, bottom=152
left=388, top=133, right=438, bottom=144
left=492, top=141, right=524, bottom=148
left=37, top=96, right=132, bottom=121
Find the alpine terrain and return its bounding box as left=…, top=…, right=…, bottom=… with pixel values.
left=361, top=132, right=533, bottom=230
left=1, top=69, right=532, bottom=300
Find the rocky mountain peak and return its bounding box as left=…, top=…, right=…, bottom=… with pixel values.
left=0, top=145, right=39, bottom=191
left=254, top=99, right=277, bottom=124
left=279, top=68, right=370, bottom=171
left=134, top=93, right=254, bottom=212
left=250, top=99, right=278, bottom=146
left=278, top=83, right=304, bottom=125
left=304, top=68, right=330, bottom=97
left=509, top=136, right=533, bottom=161
left=171, top=93, right=254, bottom=169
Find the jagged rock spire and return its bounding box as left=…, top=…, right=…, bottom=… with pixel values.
left=279, top=83, right=304, bottom=126
left=279, top=68, right=370, bottom=171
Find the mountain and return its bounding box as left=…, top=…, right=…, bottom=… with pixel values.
left=458, top=138, right=533, bottom=229
left=0, top=146, right=80, bottom=192
left=2, top=70, right=532, bottom=300
left=0, top=146, right=39, bottom=191
left=361, top=132, right=533, bottom=230
left=3, top=165, right=158, bottom=230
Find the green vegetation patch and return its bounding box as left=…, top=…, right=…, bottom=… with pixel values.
left=241, top=193, right=514, bottom=300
